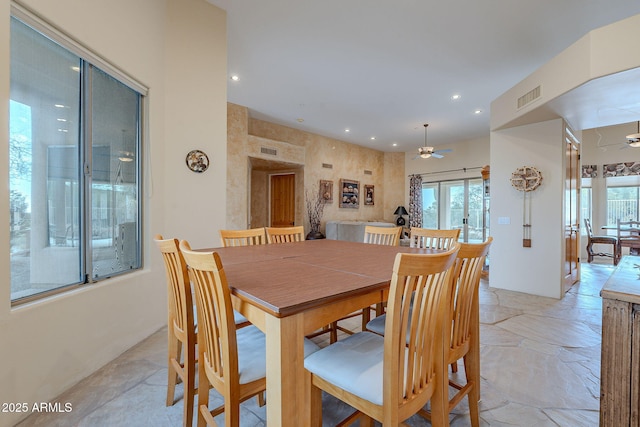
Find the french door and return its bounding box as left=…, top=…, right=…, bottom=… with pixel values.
left=422, top=178, right=484, bottom=242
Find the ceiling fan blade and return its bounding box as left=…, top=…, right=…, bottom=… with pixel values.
left=434, top=148, right=452, bottom=154
left=431, top=153, right=444, bottom=158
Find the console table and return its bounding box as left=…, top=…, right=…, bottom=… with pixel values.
left=325, top=220, right=395, bottom=243
left=600, top=256, right=640, bottom=426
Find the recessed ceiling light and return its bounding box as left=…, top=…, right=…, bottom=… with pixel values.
left=392, top=143, right=398, bottom=147
left=474, top=109, right=483, bottom=114
left=296, top=118, right=304, bottom=123
left=370, top=137, right=376, bottom=140
left=54, top=104, right=65, bottom=108
left=230, top=75, right=239, bottom=81
left=71, top=66, right=80, bottom=72
left=57, top=118, right=67, bottom=122
left=345, top=128, right=350, bottom=133
left=451, top=94, right=461, bottom=100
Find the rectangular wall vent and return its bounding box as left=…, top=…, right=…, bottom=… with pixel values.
left=322, top=163, right=333, bottom=169
left=364, top=170, right=373, bottom=175
left=260, top=147, right=277, bottom=156
left=517, top=85, right=541, bottom=109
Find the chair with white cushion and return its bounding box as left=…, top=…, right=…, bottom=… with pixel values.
left=179, top=240, right=320, bottom=426
left=366, top=238, right=493, bottom=427
left=304, top=244, right=460, bottom=426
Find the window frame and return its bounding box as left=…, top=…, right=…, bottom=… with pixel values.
left=9, top=6, right=147, bottom=305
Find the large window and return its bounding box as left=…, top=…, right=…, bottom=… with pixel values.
left=9, top=12, right=145, bottom=303
left=606, top=184, right=640, bottom=224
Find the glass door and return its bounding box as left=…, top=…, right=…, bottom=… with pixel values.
left=423, top=178, right=483, bottom=242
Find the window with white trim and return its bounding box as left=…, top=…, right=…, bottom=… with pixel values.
left=606, top=175, right=640, bottom=226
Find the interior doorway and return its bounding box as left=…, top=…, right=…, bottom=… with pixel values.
left=248, top=157, right=303, bottom=229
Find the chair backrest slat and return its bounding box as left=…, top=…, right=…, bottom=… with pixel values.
left=363, top=225, right=402, bottom=246
left=409, top=227, right=460, bottom=249
left=265, top=226, right=305, bottom=243
left=220, top=227, right=266, bottom=247
left=584, top=219, right=594, bottom=239
left=617, top=219, right=640, bottom=242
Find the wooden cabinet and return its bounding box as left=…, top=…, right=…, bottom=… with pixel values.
left=600, top=256, right=640, bottom=426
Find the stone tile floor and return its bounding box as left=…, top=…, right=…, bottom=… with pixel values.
left=17, top=262, right=612, bottom=426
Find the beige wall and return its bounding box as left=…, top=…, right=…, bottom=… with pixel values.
left=0, top=1, right=227, bottom=424
left=227, top=103, right=405, bottom=233
left=490, top=119, right=566, bottom=299
left=490, top=13, right=640, bottom=298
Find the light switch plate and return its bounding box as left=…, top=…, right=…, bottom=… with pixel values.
left=498, top=216, right=510, bottom=225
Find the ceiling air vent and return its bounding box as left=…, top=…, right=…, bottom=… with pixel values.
left=260, top=147, right=277, bottom=156
left=364, top=170, right=373, bottom=175
left=322, top=163, right=333, bottom=169
left=517, top=85, right=541, bottom=110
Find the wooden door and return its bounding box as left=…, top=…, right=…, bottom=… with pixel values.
left=564, top=129, right=580, bottom=292
left=270, top=174, right=295, bottom=227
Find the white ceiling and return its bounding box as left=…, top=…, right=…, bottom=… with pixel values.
left=210, top=0, right=640, bottom=153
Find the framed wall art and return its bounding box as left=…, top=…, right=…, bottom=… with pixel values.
left=340, top=179, right=359, bottom=208
left=319, top=179, right=333, bottom=203
left=364, top=184, right=374, bottom=205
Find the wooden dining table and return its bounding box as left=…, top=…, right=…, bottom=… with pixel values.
left=201, top=238, right=440, bottom=426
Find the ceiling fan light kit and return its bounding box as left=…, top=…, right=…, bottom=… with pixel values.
left=626, top=121, right=640, bottom=147
left=415, top=123, right=452, bottom=159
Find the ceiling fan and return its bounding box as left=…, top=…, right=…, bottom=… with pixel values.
left=415, top=124, right=452, bottom=159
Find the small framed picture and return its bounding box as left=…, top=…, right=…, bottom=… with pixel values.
left=364, top=185, right=374, bottom=205
left=319, top=180, right=333, bottom=203
left=340, top=179, right=359, bottom=208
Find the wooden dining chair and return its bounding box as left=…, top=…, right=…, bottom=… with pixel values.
left=584, top=219, right=617, bottom=264
left=304, top=245, right=460, bottom=426
left=616, top=219, right=640, bottom=265
left=363, top=225, right=402, bottom=246
left=220, top=227, right=266, bottom=247
left=265, top=226, right=305, bottom=243
left=179, top=240, right=320, bottom=427
left=419, top=237, right=492, bottom=427
left=365, top=238, right=492, bottom=427
left=180, top=239, right=265, bottom=426
left=408, top=227, right=460, bottom=249
left=154, top=235, right=197, bottom=427
left=323, top=225, right=402, bottom=343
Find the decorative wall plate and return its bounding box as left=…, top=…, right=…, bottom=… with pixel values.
left=510, top=165, right=542, bottom=192
left=186, top=149, right=209, bottom=173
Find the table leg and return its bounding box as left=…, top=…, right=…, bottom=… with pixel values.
left=265, top=312, right=307, bottom=426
